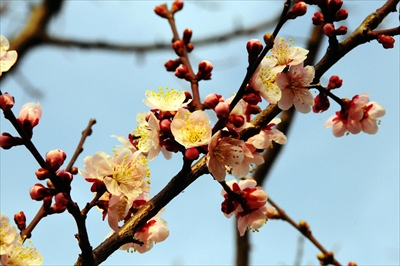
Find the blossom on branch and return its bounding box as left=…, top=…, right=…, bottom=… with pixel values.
left=143, top=87, right=191, bottom=112
left=276, top=63, right=315, bottom=113
left=0, top=214, right=18, bottom=255
left=206, top=131, right=244, bottom=182
left=170, top=108, right=212, bottom=148
left=250, top=59, right=281, bottom=104
left=0, top=36, right=18, bottom=76
left=221, top=179, right=274, bottom=236
left=247, top=118, right=287, bottom=149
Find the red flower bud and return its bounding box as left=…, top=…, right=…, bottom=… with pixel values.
left=154, top=5, right=169, bottom=18
left=160, top=119, right=171, bottom=133
left=334, top=9, right=348, bottom=21
left=0, top=92, right=15, bottom=112
left=172, top=40, right=185, bottom=56
left=196, top=60, right=213, bottom=80
left=229, top=114, right=245, bottom=128
left=30, top=183, right=54, bottom=201
left=14, top=211, right=27, bottom=231
left=0, top=132, right=23, bottom=149
left=164, top=59, right=181, bottom=72
left=312, top=12, right=324, bottom=25
left=335, top=25, right=347, bottom=36
left=35, top=167, right=50, bottom=180
left=175, top=65, right=191, bottom=81
left=322, top=23, right=336, bottom=37
left=327, top=0, right=343, bottom=14
left=328, top=75, right=343, bottom=89
left=46, top=149, right=66, bottom=171
left=184, top=147, right=199, bottom=160
left=287, top=1, right=307, bottom=19
left=171, top=0, right=184, bottom=13
left=204, top=93, right=222, bottom=109
left=183, top=28, right=192, bottom=44
left=312, top=93, right=330, bottom=113
left=186, top=42, right=194, bottom=53
left=377, top=35, right=395, bottom=49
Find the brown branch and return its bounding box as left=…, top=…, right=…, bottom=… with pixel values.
left=268, top=197, right=341, bottom=266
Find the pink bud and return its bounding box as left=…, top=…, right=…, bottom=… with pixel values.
left=204, top=93, right=222, bottom=109
left=214, top=102, right=230, bottom=118
left=46, top=149, right=66, bottom=171
left=30, top=183, right=54, bottom=201
left=335, top=25, right=347, bottom=36
left=334, top=9, right=348, bottom=21
left=0, top=132, right=23, bottom=149
left=312, top=93, right=330, bottom=113
left=172, top=40, right=185, bottom=56
left=328, top=75, right=343, bottom=89
left=160, top=119, right=171, bottom=133
left=54, top=192, right=69, bottom=208
left=35, top=167, right=50, bottom=180
left=327, top=0, right=343, bottom=14
left=197, top=60, right=213, bottom=80
left=377, top=35, right=395, bottom=49
left=57, top=169, right=73, bottom=186
left=287, top=1, right=307, bottom=19
left=154, top=5, right=169, bottom=18
left=229, top=114, right=245, bottom=128
left=246, top=39, right=263, bottom=64
left=164, top=59, right=181, bottom=72
left=322, top=23, right=336, bottom=37
left=242, top=91, right=262, bottom=105
left=312, top=12, right=324, bottom=25
left=0, top=92, right=15, bottom=112
left=14, top=211, right=27, bottom=231
left=171, top=0, right=184, bottom=13
left=17, top=102, right=42, bottom=137
left=183, top=28, right=192, bottom=44
left=184, top=147, right=199, bottom=160
left=175, top=65, right=191, bottom=80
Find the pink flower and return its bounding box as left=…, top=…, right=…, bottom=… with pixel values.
left=206, top=131, right=244, bottom=182
left=276, top=63, right=315, bottom=113
left=170, top=108, right=212, bottom=148
left=221, top=179, right=274, bottom=236
left=247, top=118, right=287, bottom=149
left=324, top=94, right=386, bottom=137
left=17, top=102, right=42, bottom=128
left=231, top=143, right=264, bottom=178
left=0, top=35, right=18, bottom=76
left=250, top=59, right=282, bottom=104
left=264, top=37, right=308, bottom=73
left=119, top=210, right=169, bottom=254
left=80, top=146, right=150, bottom=204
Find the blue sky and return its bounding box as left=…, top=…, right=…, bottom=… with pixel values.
left=1, top=1, right=399, bottom=265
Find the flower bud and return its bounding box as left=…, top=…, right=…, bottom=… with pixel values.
left=0, top=92, right=15, bottom=112
left=229, top=114, right=245, bottom=128
left=171, top=0, right=184, bottom=13
left=335, top=25, right=347, bottom=36
left=312, top=12, right=324, bottom=25
left=263, top=33, right=274, bottom=47
left=322, top=23, right=336, bottom=37
left=35, top=167, right=50, bottom=180
left=172, top=40, right=185, bottom=56
left=184, top=147, right=199, bottom=160
left=175, top=65, right=191, bottom=81
left=196, top=60, right=213, bottom=80
left=54, top=192, right=69, bottom=208
left=287, top=1, right=307, bottom=19
left=154, top=5, right=169, bottom=18
left=14, top=211, right=27, bottom=231
left=0, top=132, right=23, bottom=149
left=334, top=9, right=348, bottom=21
left=214, top=102, right=230, bottom=118
left=204, top=93, right=222, bottom=109
left=46, top=149, right=67, bottom=171
left=183, top=28, right=192, bottom=44
left=312, top=93, right=330, bottom=113
left=377, top=35, right=395, bottom=49
left=246, top=39, right=263, bottom=65
left=186, top=42, right=194, bottom=53
left=160, top=119, right=171, bottom=133
left=164, top=59, right=181, bottom=72
left=57, top=169, right=73, bottom=188
left=17, top=102, right=42, bottom=128
left=242, top=91, right=262, bottom=105
left=30, top=183, right=54, bottom=201
left=327, top=0, right=343, bottom=14
left=327, top=75, right=343, bottom=89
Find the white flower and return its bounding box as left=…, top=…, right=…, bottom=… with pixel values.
left=143, top=87, right=190, bottom=111
left=0, top=214, right=18, bottom=255
left=2, top=239, right=43, bottom=266
left=170, top=108, right=212, bottom=148
left=250, top=60, right=282, bottom=104
left=0, top=35, right=18, bottom=76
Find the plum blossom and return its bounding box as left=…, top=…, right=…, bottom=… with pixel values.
left=276, top=63, right=315, bottom=113
left=17, top=102, right=42, bottom=128
left=143, top=87, right=190, bottom=111
left=119, top=210, right=169, bottom=254
left=206, top=131, right=244, bottom=181
left=324, top=94, right=386, bottom=137
left=1, top=238, right=43, bottom=266
left=170, top=108, right=212, bottom=148
left=247, top=118, right=287, bottom=149
left=0, top=214, right=18, bottom=255
left=264, top=37, right=308, bottom=73
left=0, top=35, right=18, bottom=76
left=221, top=179, right=274, bottom=236
left=132, top=112, right=171, bottom=161
left=231, top=143, right=264, bottom=178
left=250, top=59, right=282, bottom=104
left=80, top=146, right=150, bottom=204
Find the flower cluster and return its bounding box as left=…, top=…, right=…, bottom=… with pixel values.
left=0, top=214, right=42, bottom=265
left=324, top=94, right=386, bottom=137
left=221, top=179, right=275, bottom=236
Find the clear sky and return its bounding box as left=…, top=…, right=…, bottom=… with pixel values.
left=1, top=1, right=399, bottom=265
